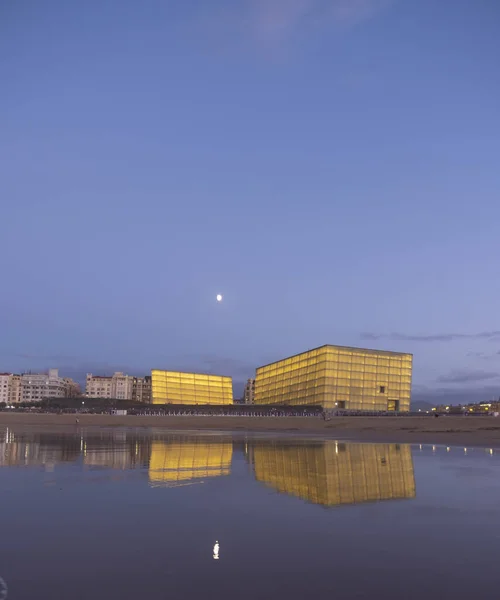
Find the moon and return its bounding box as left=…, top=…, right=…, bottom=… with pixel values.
left=216, top=294, right=223, bottom=302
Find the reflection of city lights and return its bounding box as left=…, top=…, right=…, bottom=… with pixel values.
left=490, top=449, right=494, bottom=455
left=432, top=446, right=436, bottom=452
left=213, top=541, right=220, bottom=560
left=446, top=447, right=450, bottom=452
left=464, top=448, right=467, bottom=454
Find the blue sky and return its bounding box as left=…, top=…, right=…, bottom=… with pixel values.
left=1, top=0, right=499, bottom=402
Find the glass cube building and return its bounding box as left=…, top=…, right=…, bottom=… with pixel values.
left=151, top=370, right=233, bottom=405
left=250, top=440, right=415, bottom=507
left=254, top=345, right=412, bottom=411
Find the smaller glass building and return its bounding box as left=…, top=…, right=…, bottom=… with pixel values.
left=151, top=370, right=233, bottom=405
left=254, top=345, right=412, bottom=411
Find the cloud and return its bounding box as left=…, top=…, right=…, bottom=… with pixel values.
left=250, top=0, right=393, bottom=40
left=169, top=354, right=256, bottom=380
left=436, top=369, right=500, bottom=384
left=189, top=0, right=394, bottom=52
left=361, top=331, right=500, bottom=343
left=412, top=385, right=500, bottom=407
left=0, top=352, right=81, bottom=361
left=466, top=350, right=500, bottom=360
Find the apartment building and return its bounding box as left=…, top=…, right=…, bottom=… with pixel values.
left=0, top=374, right=10, bottom=404
left=86, top=372, right=136, bottom=400
left=21, top=369, right=79, bottom=402
left=85, top=374, right=113, bottom=398
left=9, top=374, right=22, bottom=404
left=132, top=376, right=152, bottom=403
left=243, top=378, right=255, bottom=404
left=113, top=372, right=133, bottom=401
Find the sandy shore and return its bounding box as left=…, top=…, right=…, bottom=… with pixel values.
left=2, top=412, right=500, bottom=446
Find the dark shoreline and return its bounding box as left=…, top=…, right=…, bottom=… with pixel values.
left=1, top=413, right=500, bottom=447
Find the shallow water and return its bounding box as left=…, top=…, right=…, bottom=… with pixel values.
left=1, top=427, right=499, bottom=600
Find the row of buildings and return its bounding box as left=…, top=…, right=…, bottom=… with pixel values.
left=0, top=370, right=80, bottom=404
left=85, top=373, right=152, bottom=403
left=1, top=344, right=414, bottom=411
left=87, top=344, right=413, bottom=411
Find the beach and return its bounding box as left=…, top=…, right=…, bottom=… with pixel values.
left=1, top=412, right=500, bottom=446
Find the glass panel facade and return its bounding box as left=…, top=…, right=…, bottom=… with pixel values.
left=151, top=370, right=233, bottom=405
left=251, top=441, right=415, bottom=506
left=254, top=345, right=412, bottom=411
left=149, top=439, right=232, bottom=485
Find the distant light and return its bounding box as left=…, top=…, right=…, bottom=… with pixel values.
left=216, top=294, right=223, bottom=303
left=490, top=449, right=494, bottom=455
left=213, top=541, right=220, bottom=560
left=446, top=447, right=450, bottom=452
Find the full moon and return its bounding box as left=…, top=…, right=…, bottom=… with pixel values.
left=216, top=294, right=223, bottom=302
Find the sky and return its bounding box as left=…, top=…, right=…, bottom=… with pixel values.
left=1, top=0, right=499, bottom=402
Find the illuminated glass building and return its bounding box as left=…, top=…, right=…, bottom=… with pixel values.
left=149, top=438, right=233, bottom=486
left=151, top=370, right=233, bottom=405
left=250, top=441, right=415, bottom=507
left=254, top=345, right=412, bottom=411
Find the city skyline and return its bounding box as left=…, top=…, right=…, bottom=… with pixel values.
left=1, top=1, right=500, bottom=406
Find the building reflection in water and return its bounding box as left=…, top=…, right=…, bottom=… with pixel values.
left=0, top=428, right=82, bottom=467
left=0, top=429, right=233, bottom=486
left=149, top=437, right=233, bottom=487
left=248, top=440, right=415, bottom=507
left=0, top=429, right=415, bottom=506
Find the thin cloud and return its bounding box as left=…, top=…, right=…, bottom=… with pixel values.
left=190, top=0, right=395, bottom=52
left=170, top=354, right=256, bottom=379
left=413, top=385, right=500, bottom=407
left=361, top=331, right=500, bottom=343
left=0, top=352, right=81, bottom=361
left=437, top=369, right=500, bottom=384
left=251, top=0, right=394, bottom=40
left=466, top=350, right=500, bottom=359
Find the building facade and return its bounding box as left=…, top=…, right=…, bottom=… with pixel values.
left=113, top=372, right=133, bottom=400
left=243, top=378, right=255, bottom=404
left=21, top=369, right=79, bottom=402
left=132, top=376, right=152, bottom=403
left=0, top=374, right=10, bottom=404
left=85, top=374, right=113, bottom=398
left=9, top=374, right=22, bottom=404
left=151, top=370, right=233, bottom=405
left=86, top=372, right=134, bottom=400
left=254, top=345, right=412, bottom=411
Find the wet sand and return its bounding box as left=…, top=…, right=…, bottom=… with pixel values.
left=1, top=412, right=500, bottom=446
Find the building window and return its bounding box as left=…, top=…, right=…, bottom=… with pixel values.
left=379, top=386, right=386, bottom=394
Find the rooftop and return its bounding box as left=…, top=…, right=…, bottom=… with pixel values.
left=257, top=344, right=412, bottom=370
left=151, top=369, right=232, bottom=379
